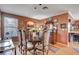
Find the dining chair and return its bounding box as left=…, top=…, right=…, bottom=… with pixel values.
left=18, top=30, right=23, bottom=54
left=22, top=30, right=34, bottom=55
left=43, top=30, right=50, bottom=55
left=18, top=29, right=34, bottom=55
left=34, top=31, right=45, bottom=55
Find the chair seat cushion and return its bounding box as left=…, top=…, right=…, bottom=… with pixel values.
left=26, top=42, right=33, bottom=49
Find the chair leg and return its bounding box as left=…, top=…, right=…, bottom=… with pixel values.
left=43, top=45, right=44, bottom=55
left=33, top=48, right=36, bottom=55
left=15, top=47, right=16, bottom=55
left=43, top=41, right=45, bottom=55
left=26, top=50, right=27, bottom=55
left=18, top=45, right=22, bottom=54
left=46, top=50, right=49, bottom=55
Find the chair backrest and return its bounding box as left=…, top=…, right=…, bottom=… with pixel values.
left=38, top=30, right=45, bottom=42
left=18, top=30, right=22, bottom=45
left=18, top=29, right=26, bottom=45
left=43, top=30, right=50, bottom=46
left=39, top=31, right=43, bottom=39
left=22, top=30, right=26, bottom=45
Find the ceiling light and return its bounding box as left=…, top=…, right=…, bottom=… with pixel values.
left=39, top=4, right=42, bottom=6
left=42, top=6, right=48, bottom=10
left=34, top=7, right=37, bottom=9
left=34, top=4, right=48, bottom=10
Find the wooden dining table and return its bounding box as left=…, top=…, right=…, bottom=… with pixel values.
left=28, top=39, right=42, bottom=54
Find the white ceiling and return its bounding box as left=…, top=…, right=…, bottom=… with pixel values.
left=0, top=4, right=79, bottom=20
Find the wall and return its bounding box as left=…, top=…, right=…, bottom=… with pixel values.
left=1, top=12, right=46, bottom=40
left=1, top=12, right=41, bottom=30
left=0, top=12, right=1, bottom=38
left=16, top=16, right=46, bottom=30
left=74, top=20, right=79, bottom=32
left=52, top=13, right=69, bottom=44
left=1, top=12, right=69, bottom=45
left=74, top=20, right=79, bottom=25
left=69, top=14, right=79, bottom=32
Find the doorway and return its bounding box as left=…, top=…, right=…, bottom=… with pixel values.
left=69, top=33, right=79, bottom=48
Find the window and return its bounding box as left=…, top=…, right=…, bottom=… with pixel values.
left=4, top=16, right=18, bottom=38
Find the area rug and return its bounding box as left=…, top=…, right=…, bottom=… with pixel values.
left=73, top=48, right=79, bottom=53
left=49, top=47, right=60, bottom=53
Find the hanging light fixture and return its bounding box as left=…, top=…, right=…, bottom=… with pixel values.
left=34, top=4, right=48, bottom=10
left=39, top=4, right=42, bottom=6
left=27, top=21, right=34, bottom=26
left=42, top=6, right=48, bottom=10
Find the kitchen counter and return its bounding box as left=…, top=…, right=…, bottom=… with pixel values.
left=69, top=31, right=79, bottom=34
left=0, top=39, right=16, bottom=55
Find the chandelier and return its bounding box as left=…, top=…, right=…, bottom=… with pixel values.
left=34, top=4, right=48, bottom=10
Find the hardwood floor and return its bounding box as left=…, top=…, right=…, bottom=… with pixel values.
left=1, top=40, right=79, bottom=55
left=49, top=43, right=79, bottom=55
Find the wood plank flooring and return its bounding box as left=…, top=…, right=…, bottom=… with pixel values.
left=1, top=40, right=79, bottom=55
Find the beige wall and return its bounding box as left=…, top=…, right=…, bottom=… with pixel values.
left=1, top=12, right=70, bottom=45
left=52, top=13, right=69, bottom=44
left=0, top=12, right=1, bottom=38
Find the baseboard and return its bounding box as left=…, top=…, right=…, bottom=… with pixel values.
left=56, top=42, right=68, bottom=47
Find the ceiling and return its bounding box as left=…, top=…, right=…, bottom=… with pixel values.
left=0, top=4, right=79, bottom=20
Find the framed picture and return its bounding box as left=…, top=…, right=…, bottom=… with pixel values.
left=60, top=23, right=67, bottom=29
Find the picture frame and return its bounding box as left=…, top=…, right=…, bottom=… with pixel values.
left=60, top=23, right=67, bottom=29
